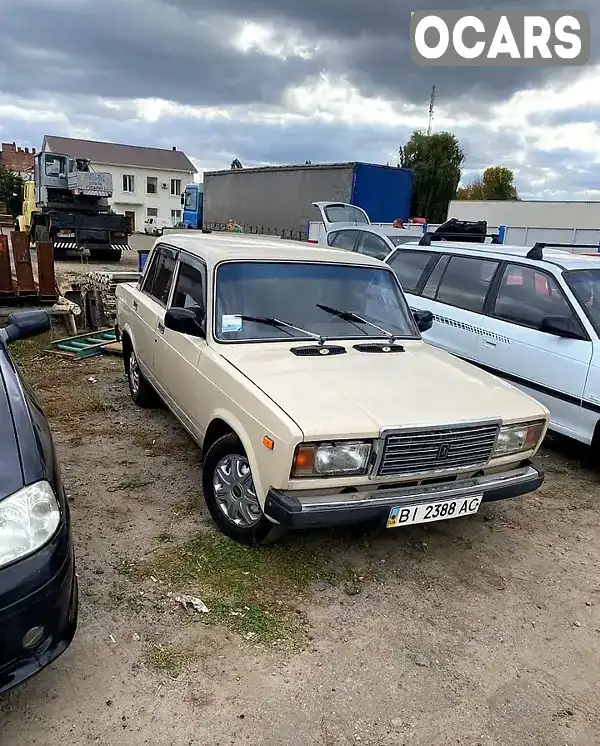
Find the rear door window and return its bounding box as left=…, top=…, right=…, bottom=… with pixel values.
left=143, top=246, right=178, bottom=305
left=432, top=255, right=499, bottom=313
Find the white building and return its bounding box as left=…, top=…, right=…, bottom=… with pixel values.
left=42, top=135, right=197, bottom=232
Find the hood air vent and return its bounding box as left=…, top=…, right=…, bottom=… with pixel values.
left=290, top=345, right=347, bottom=356
left=353, top=343, right=405, bottom=353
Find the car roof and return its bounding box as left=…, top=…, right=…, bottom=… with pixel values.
left=392, top=239, right=600, bottom=272
left=332, top=225, right=423, bottom=239
left=158, top=232, right=389, bottom=268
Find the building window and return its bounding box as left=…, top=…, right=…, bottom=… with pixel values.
left=122, top=174, right=135, bottom=193
left=171, top=178, right=181, bottom=196
left=147, top=176, right=158, bottom=194
left=171, top=209, right=181, bottom=223
left=147, top=207, right=158, bottom=217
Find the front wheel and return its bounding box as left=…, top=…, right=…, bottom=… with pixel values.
left=202, top=434, right=283, bottom=545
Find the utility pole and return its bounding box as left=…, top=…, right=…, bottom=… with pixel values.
left=427, top=85, right=436, bottom=136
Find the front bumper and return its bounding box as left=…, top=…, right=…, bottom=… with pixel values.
left=264, top=463, right=543, bottom=530
left=0, top=517, right=78, bottom=695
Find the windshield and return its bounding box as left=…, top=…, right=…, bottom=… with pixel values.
left=564, top=268, right=600, bottom=334
left=387, top=235, right=421, bottom=247
left=214, top=261, right=419, bottom=342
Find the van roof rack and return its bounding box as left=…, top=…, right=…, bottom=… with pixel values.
left=526, top=242, right=600, bottom=260
left=418, top=232, right=501, bottom=247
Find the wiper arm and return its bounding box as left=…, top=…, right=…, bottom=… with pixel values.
left=236, top=315, right=327, bottom=344
left=316, top=303, right=401, bottom=343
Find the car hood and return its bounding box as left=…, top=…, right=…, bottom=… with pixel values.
left=218, top=340, right=547, bottom=439
left=0, top=361, right=25, bottom=499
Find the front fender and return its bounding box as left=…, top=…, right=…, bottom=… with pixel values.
left=207, top=408, right=268, bottom=506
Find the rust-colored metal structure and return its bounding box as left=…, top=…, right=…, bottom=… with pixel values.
left=36, top=241, right=57, bottom=302
left=0, top=232, right=57, bottom=305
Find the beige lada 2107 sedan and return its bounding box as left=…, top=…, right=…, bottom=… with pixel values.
left=115, top=234, right=549, bottom=545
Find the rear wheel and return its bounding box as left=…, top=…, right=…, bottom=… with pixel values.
left=126, top=348, right=158, bottom=407
left=202, top=434, right=283, bottom=545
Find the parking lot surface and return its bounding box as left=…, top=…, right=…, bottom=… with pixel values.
left=1, top=246, right=599, bottom=746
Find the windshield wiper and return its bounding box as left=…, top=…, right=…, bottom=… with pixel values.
left=235, top=315, right=327, bottom=345
left=316, top=303, right=403, bottom=343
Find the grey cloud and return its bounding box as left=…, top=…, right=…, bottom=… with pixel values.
left=7, top=89, right=596, bottom=199
left=0, top=0, right=319, bottom=106
left=1, top=0, right=598, bottom=112
left=529, top=108, right=600, bottom=127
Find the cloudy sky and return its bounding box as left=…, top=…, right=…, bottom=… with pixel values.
left=1, top=0, right=598, bottom=198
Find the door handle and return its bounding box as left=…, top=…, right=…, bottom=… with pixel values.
left=157, top=321, right=165, bottom=334
left=482, top=339, right=497, bottom=348
left=133, top=300, right=138, bottom=310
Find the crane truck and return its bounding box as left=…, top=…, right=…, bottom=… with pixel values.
left=24, top=151, right=131, bottom=261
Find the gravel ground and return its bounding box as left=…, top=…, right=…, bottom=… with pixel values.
left=0, top=251, right=599, bottom=746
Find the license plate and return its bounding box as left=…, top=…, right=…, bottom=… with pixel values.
left=386, top=495, right=482, bottom=528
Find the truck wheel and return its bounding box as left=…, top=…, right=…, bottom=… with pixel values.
left=126, top=348, right=158, bottom=408
left=202, top=434, right=284, bottom=546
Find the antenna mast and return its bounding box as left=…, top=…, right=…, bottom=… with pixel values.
left=427, top=85, right=436, bottom=136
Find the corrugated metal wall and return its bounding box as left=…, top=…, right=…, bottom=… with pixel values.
left=203, top=164, right=355, bottom=236
left=351, top=163, right=413, bottom=223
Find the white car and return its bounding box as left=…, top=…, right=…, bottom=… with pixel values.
left=385, top=239, right=600, bottom=449
left=312, top=201, right=424, bottom=257
left=144, top=217, right=170, bottom=237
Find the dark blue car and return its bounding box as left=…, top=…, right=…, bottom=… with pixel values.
left=0, top=310, right=78, bottom=694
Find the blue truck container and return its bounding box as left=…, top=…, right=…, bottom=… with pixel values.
left=202, top=162, right=414, bottom=237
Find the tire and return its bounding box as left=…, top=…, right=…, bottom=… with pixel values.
left=126, top=348, right=158, bottom=408
left=202, top=434, right=284, bottom=545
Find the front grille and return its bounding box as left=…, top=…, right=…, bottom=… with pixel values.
left=377, top=422, right=499, bottom=477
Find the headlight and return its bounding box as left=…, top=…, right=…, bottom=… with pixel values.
left=0, top=481, right=61, bottom=569
left=492, top=421, right=546, bottom=458
left=292, top=441, right=372, bottom=477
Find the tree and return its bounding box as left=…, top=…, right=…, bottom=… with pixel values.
left=458, top=166, right=519, bottom=201
left=399, top=131, right=465, bottom=224
left=0, top=165, right=24, bottom=217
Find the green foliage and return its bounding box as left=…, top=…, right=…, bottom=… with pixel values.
left=399, top=131, right=465, bottom=224
left=457, top=166, right=519, bottom=201
left=0, top=165, right=24, bottom=216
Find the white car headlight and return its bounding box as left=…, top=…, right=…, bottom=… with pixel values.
left=492, top=421, right=546, bottom=458
left=292, top=441, right=372, bottom=477
left=0, top=481, right=61, bottom=569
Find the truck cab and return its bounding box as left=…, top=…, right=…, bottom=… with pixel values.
left=181, top=183, right=203, bottom=229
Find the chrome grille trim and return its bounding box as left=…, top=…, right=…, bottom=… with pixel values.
left=375, top=420, right=501, bottom=478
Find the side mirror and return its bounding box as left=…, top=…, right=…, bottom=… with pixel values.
left=540, top=315, right=585, bottom=340
left=412, top=309, right=434, bottom=333
left=164, top=307, right=204, bottom=337
left=2, top=310, right=51, bottom=344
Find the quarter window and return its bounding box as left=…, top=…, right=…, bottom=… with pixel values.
left=493, top=264, right=579, bottom=331
left=143, top=247, right=177, bottom=305
left=388, top=250, right=438, bottom=293
left=356, top=232, right=390, bottom=260
left=434, top=256, right=499, bottom=312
